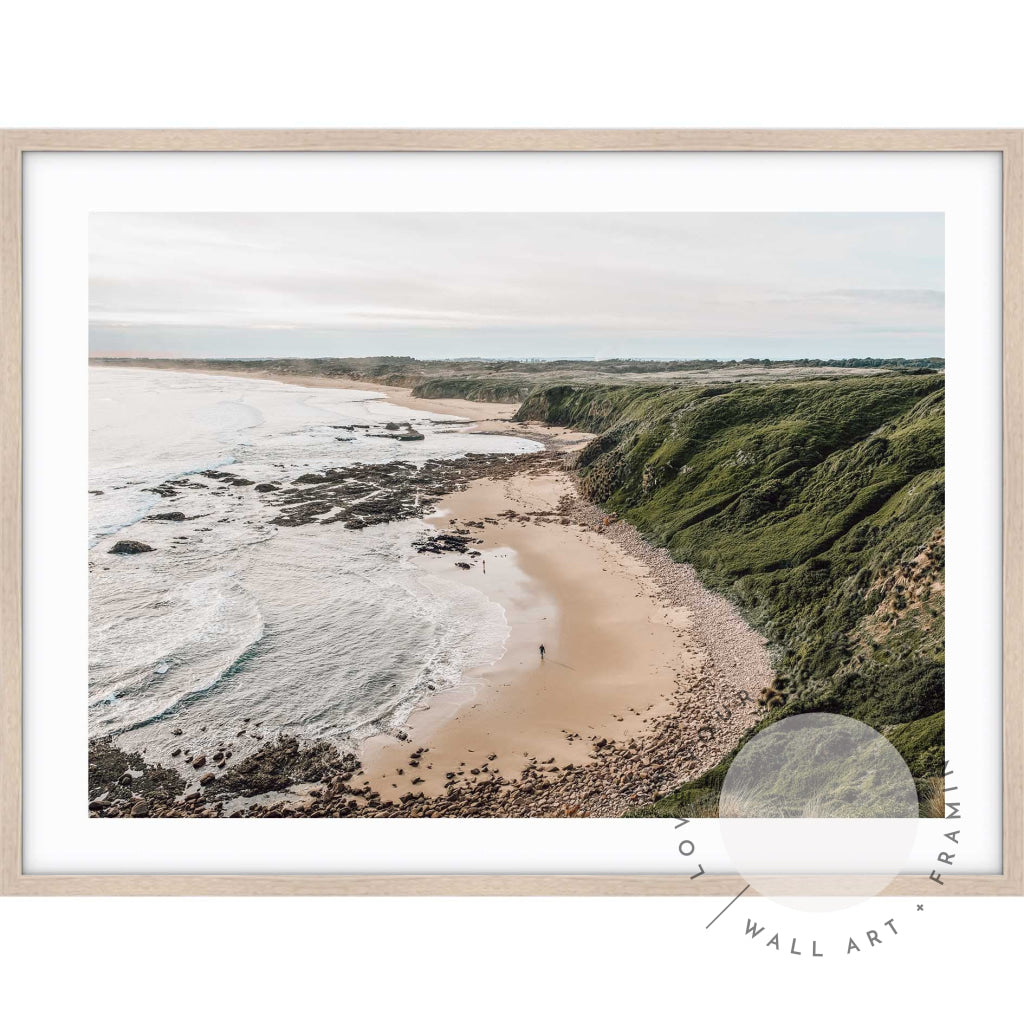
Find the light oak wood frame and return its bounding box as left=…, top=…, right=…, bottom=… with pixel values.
left=0, top=130, right=1020, bottom=896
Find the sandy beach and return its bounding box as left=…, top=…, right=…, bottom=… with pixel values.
left=187, top=368, right=712, bottom=795
left=163, top=365, right=769, bottom=806
left=359, top=468, right=692, bottom=796
left=90, top=363, right=772, bottom=817
left=349, top=460, right=771, bottom=814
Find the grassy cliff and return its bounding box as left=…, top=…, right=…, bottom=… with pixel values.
left=517, top=372, right=945, bottom=813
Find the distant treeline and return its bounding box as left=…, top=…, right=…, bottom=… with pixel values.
left=516, top=374, right=945, bottom=813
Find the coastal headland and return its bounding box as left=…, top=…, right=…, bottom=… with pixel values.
left=89, top=356, right=945, bottom=819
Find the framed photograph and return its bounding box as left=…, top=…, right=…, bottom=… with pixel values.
left=0, top=130, right=1020, bottom=896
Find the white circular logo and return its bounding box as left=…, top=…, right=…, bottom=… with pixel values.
left=719, top=712, right=920, bottom=911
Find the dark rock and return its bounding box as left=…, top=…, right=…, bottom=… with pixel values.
left=201, top=736, right=359, bottom=799
left=192, top=755, right=207, bottom=769
left=108, top=540, right=154, bottom=555
left=130, top=799, right=150, bottom=817
left=199, top=469, right=253, bottom=486
left=413, top=532, right=478, bottom=556
left=266, top=452, right=560, bottom=532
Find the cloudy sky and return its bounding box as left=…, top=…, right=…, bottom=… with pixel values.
left=89, top=212, right=943, bottom=360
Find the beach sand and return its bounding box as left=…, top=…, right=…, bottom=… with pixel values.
left=358, top=468, right=706, bottom=799
left=112, top=364, right=769, bottom=816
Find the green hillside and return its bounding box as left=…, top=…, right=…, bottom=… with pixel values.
left=517, top=372, right=945, bottom=814
left=90, top=354, right=943, bottom=405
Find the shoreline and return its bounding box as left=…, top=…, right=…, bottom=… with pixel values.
left=121, top=362, right=591, bottom=446
left=89, top=366, right=772, bottom=817
left=91, top=457, right=771, bottom=818
left=354, top=466, right=770, bottom=815
left=358, top=469, right=687, bottom=801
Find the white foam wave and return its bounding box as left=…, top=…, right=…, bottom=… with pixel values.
left=89, top=366, right=539, bottom=758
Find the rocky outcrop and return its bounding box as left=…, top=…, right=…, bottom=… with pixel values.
left=267, top=451, right=562, bottom=530
left=88, top=737, right=186, bottom=806
left=108, top=540, right=154, bottom=554
left=200, top=469, right=254, bottom=486
left=374, top=423, right=425, bottom=441
left=202, top=736, right=360, bottom=799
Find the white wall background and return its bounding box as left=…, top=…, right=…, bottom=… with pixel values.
left=1, top=1, right=1022, bottom=1022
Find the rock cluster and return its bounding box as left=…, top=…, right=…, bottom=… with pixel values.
left=200, top=469, right=255, bottom=486
left=266, top=451, right=562, bottom=530
left=412, top=531, right=479, bottom=556
left=206, top=736, right=359, bottom=799
left=374, top=421, right=425, bottom=441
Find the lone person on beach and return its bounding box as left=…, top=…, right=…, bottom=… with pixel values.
left=539, top=644, right=546, bottom=660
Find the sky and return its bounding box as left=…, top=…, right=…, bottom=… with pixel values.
left=89, top=212, right=944, bottom=361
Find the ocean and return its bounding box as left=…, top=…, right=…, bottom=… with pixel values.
left=88, top=367, right=541, bottom=762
